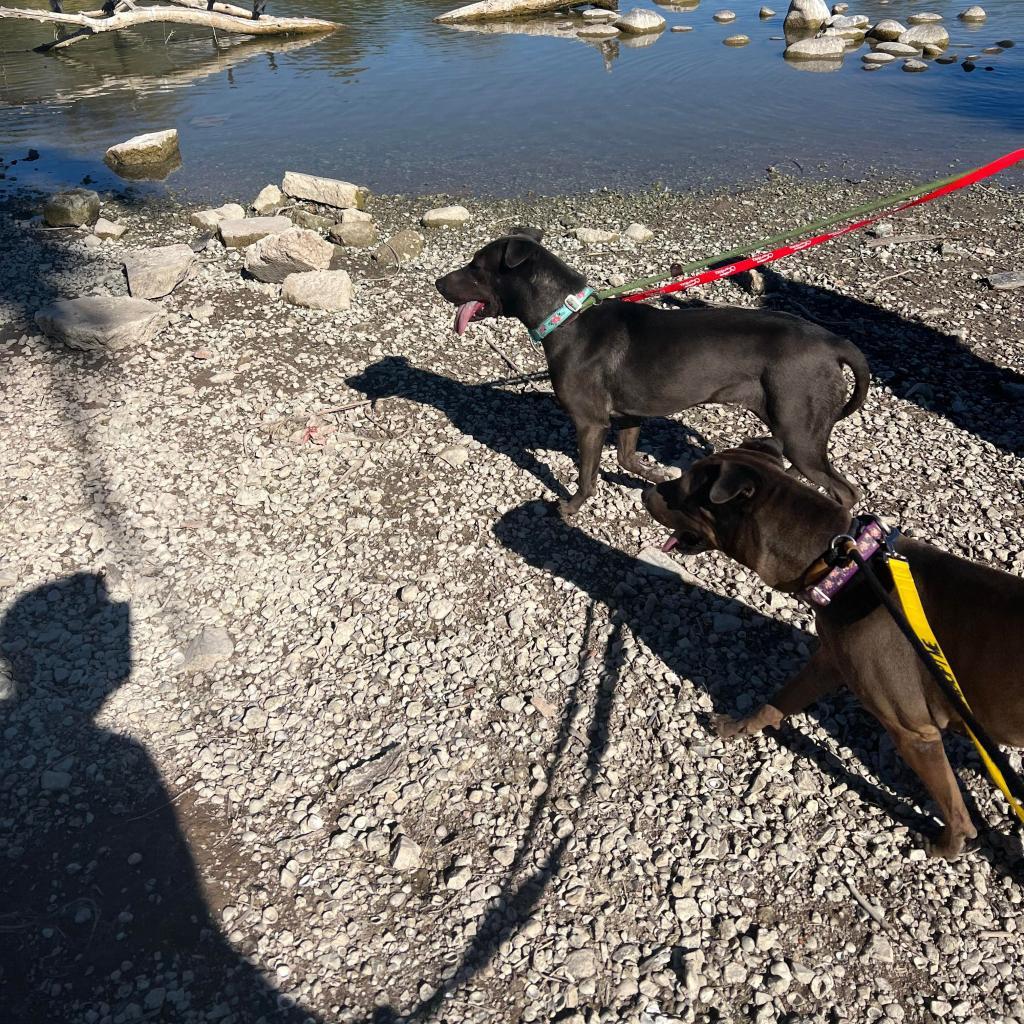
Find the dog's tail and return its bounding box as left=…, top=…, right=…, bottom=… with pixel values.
left=836, top=341, right=870, bottom=421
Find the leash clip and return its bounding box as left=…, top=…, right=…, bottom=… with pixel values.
left=828, top=533, right=857, bottom=566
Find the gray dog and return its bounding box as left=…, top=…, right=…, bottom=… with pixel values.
left=436, top=228, right=869, bottom=517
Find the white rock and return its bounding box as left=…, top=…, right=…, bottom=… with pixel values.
left=281, top=171, right=369, bottom=210
left=123, top=244, right=195, bottom=299
left=907, top=11, right=943, bottom=24
left=759, top=6, right=776, bottom=17
left=439, top=445, right=470, bottom=468
left=341, top=208, right=373, bottom=224
left=105, top=129, right=179, bottom=169
left=625, top=222, right=654, bottom=242
left=252, top=184, right=284, bottom=215
left=179, top=626, right=233, bottom=674
left=723, top=33, right=750, bottom=45
left=614, top=8, right=666, bottom=34
left=281, top=269, right=354, bottom=311
left=827, top=13, right=868, bottom=28
left=574, top=227, right=619, bottom=244
left=899, top=23, right=949, bottom=50
left=868, top=18, right=906, bottom=40
left=190, top=203, right=246, bottom=231
left=93, top=217, right=127, bottom=240
left=862, top=51, right=896, bottom=64
left=34, top=296, right=167, bottom=352
left=958, top=5, right=986, bottom=20
left=783, top=0, right=830, bottom=31
left=902, top=57, right=929, bottom=71
left=421, top=205, right=471, bottom=228
left=875, top=41, right=921, bottom=56
left=713, top=10, right=737, bottom=22
left=390, top=835, right=422, bottom=871
left=245, top=227, right=334, bottom=283
left=218, top=215, right=292, bottom=248
left=784, top=35, right=846, bottom=59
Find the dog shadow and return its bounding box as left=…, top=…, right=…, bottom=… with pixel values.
left=345, top=356, right=712, bottom=500
left=0, top=573, right=322, bottom=1023
left=492, top=501, right=1024, bottom=875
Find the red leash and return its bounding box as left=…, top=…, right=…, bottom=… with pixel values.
left=617, top=148, right=1024, bottom=303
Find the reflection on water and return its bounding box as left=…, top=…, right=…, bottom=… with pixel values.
left=1, top=0, right=1022, bottom=200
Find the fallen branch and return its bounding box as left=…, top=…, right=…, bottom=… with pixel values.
left=0, top=3, right=340, bottom=47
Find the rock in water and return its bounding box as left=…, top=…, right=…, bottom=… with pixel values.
left=123, top=244, right=196, bottom=299
left=373, top=230, right=425, bottom=263
left=34, top=296, right=168, bottom=352
left=875, top=41, right=921, bottom=56
left=252, top=184, right=284, bottom=215
left=958, top=5, right=986, bottom=20
left=244, top=227, right=334, bottom=283
left=724, top=33, right=750, bottom=45
left=43, top=189, right=100, bottom=227
left=105, top=130, right=180, bottom=170
left=902, top=57, right=929, bottom=71
left=867, top=18, right=905, bottom=40
left=759, top=6, right=776, bottom=17
left=784, top=0, right=830, bottom=31
left=713, top=10, right=737, bottom=22
left=328, top=221, right=378, bottom=247
left=784, top=35, right=846, bottom=59
left=281, top=171, right=369, bottom=210
left=828, top=13, right=868, bottom=28
left=899, top=23, right=949, bottom=50
left=862, top=51, right=896, bottom=64
left=190, top=203, right=246, bottom=231
left=421, top=205, right=472, bottom=228
left=218, top=215, right=292, bottom=249
left=907, top=11, right=943, bottom=24
left=614, top=8, right=666, bottom=33
left=281, top=270, right=354, bottom=311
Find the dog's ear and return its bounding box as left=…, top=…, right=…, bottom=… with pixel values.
left=504, top=236, right=538, bottom=269
left=507, top=225, right=544, bottom=243
left=738, top=437, right=785, bottom=464
left=708, top=460, right=759, bottom=505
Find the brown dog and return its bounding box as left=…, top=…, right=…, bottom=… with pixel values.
left=643, top=438, right=1024, bottom=859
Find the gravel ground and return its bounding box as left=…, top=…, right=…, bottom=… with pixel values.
left=1, top=171, right=1023, bottom=1024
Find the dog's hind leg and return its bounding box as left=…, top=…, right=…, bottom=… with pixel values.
left=773, top=429, right=861, bottom=509
left=716, top=647, right=840, bottom=739
left=615, top=417, right=670, bottom=484
left=559, top=422, right=607, bottom=519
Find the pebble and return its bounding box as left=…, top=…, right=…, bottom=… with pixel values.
left=723, top=34, right=750, bottom=46
left=390, top=835, right=422, bottom=871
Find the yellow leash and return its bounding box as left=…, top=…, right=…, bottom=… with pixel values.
left=886, top=556, right=1024, bottom=825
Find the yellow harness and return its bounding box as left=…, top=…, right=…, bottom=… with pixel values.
left=886, top=555, right=1024, bottom=825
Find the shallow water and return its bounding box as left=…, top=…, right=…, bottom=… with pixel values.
left=1, top=0, right=1022, bottom=200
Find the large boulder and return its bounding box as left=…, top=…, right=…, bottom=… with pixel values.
left=34, top=296, right=167, bottom=352
left=614, top=8, right=666, bottom=33
left=784, top=34, right=846, bottom=58
left=252, top=184, right=284, bottom=215
left=899, top=22, right=949, bottom=51
left=329, top=221, right=378, bottom=247
left=244, top=227, right=334, bottom=283
left=784, top=0, right=830, bottom=31
left=281, top=269, right=354, bottom=311
left=105, top=130, right=180, bottom=170
left=281, top=171, right=369, bottom=211
left=218, top=215, right=292, bottom=249
left=190, top=203, right=246, bottom=231
left=123, top=244, right=195, bottom=299
left=43, top=189, right=100, bottom=228
left=373, top=230, right=424, bottom=264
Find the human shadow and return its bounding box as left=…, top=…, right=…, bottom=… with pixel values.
left=345, top=356, right=711, bottom=501
left=754, top=266, right=1024, bottom=454
left=0, top=573, right=321, bottom=1023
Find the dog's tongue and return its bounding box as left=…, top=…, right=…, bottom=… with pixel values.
left=661, top=534, right=679, bottom=553
left=454, top=301, right=485, bottom=336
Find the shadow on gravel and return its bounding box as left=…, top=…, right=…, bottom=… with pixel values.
left=346, top=356, right=711, bottom=500
left=0, top=573, right=321, bottom=1024
left=755, top=268, right=1024, bottom=454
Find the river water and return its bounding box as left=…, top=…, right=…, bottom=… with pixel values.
left=1, top=0, right=1022, bottom=200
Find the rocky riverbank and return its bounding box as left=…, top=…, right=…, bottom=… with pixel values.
left=1, top=169, right=1023, bottom=1024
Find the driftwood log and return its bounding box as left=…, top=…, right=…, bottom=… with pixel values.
left=0, top=3, right=339, bottom=52
left=436, top=0, right=616, bottom=24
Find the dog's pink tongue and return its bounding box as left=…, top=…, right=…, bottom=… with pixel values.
left=661, top=535, right=678, bottom=553
left=454, top=301, right=485, bottom=336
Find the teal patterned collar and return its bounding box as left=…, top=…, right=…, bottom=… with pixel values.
left=528, top=287, right=596, bottom=346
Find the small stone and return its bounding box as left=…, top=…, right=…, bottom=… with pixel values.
left=421, top=205, right=471, bottom=228
left=390, top=835, right=422, bottom=871
left=862, top=51, right=896, bottom=64
left=190, top=203, right=246, bottom=231
left=41, top=770, right=71, bottom=791
left=281, top=269, right=354, bottom=311
left=723, top=34, right=750, bottom=45
left=43, top=188, right=100, bottom=227
left=902, top=57, right=929, bottom=71
left=863, top=933, right=895, bottom=965
left=281, top=171, right=369, bottom=210
left=958, top=5, right=986, bottom=20
left=398, top=584, right=421, bottom=602
left=868, top=18, right=906, bottom=40
left=438, top=445, right=469, bottom=468
left=614, top=8, right=666, bottom=34
left=759, top=6, right=775, bottom=17
left=374, top=229, right=424, bottom=264
left=907, top=11, right=943, bottom=24
left=713, top=10, right=737, bottom=22
left=244, top=227, right=334, bottom=283
left=428, top=598, right=454, bottom=620
left=785, top=35, right=846, bottom=59
left=242, top=706, right=268, bottom=730
left=252, top=184, right=283, bottom=214
left=492, top=845, right=516, bottom=866
left=341, top=208, right=373, bottom=224
left=93, top=217, right=127, bottom=240
left=899, top=23, right=949, bottom=50
left=671, top=24, right=693, bottom=31
left=179, top=626, right=233, bottom=674
left=328, top=221, right=378, bottom=247
left=123, top=244, right=195, bottom=299
left=104, top=129, right=179, bottom=170
left=499, top=694, right=524, bottom=713
left=574, top=227, right=619, bottom=244
left=564, top=949, right=597, bottom=980
left=280, top=865, right=298, bottom=888
left=986, top=271, right=1024, bottom=291
left=874, top=41, right=921, bottom=56
left=218, top=215, right=292, bottom=248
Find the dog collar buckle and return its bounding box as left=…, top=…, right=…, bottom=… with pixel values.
left=800, top=516, right=896, bottom=608
left=528, top=286, right=596, bottom=346
left=564, top=292, right=584, bottom=313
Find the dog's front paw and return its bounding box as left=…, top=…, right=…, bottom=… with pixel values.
left=556, top=498, right=579, bottom=521
left=925, top=826, right=977, bottom=861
